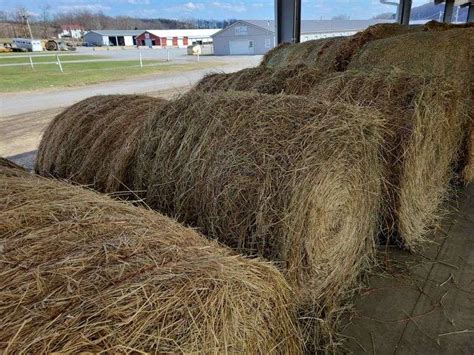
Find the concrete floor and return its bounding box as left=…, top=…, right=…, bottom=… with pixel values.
left=341, top=186, right=474, bottom=354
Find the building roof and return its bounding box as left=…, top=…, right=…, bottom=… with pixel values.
left=144, top=29, right=220, bottom=38
left=214, top=19, right=394, bottom=36
left=85, top=30, right=144, bottom=36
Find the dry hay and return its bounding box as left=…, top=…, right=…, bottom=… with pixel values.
left=193, top=64, right=324, bottom=96
left=261, top=23, right=417, bottom=71
left=261, top=21, right=472, bottom=72
left=36, top=95, right=164, bottom=193
left=261, top=36, right=347, bottom=70
left=0, top=157, right=27, bottom=172
left=133, top=91, right=386, bottom=348
left=349, top=27, right=474, bottom=78
left=464, top=123, right=474, bottom=182
left=0, top=164, right=301, bottom=353
left=309, top=69, right=471, bottom=248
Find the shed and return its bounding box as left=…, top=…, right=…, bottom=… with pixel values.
left=83, top=30, right=143, bottom=47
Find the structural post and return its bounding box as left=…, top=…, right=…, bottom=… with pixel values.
left=56, top=54, right=63, bottom=73
left=443, top=0, right=455, bottom=23
left=397, top=0, right=412, bottom=25
left=466, top=1, right=474, bottom=22
left=275, top=0, right=301, bottom=44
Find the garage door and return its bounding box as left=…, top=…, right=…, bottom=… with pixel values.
left=229, top=40, right=254, bottom=55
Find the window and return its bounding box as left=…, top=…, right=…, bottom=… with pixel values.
left=249, top=40, right=254, bottom=48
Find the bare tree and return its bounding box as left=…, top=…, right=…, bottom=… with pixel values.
left=40, top=4, right=51, bottom=38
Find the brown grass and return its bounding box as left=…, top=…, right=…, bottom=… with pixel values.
left=35, top=95, right=165, bottom=193
left=0, top=163, right=302, bottom=354
left=133, top=91, right=386, bottom=349
left=310, top=69, right=471, bottom=249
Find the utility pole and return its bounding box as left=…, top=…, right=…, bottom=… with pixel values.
left=21, top=12, right=33, bottom=39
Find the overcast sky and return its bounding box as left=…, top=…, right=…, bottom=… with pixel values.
left=0, top=0, right=431, bottom=20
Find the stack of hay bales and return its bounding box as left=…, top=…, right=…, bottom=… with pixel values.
left=32, top=21, right=473, bottom=351
left=36, top=92, right=386, bottom=348
left=0, top=161, right=301, bottom=353
left=36, top=95, right=164, bottom=193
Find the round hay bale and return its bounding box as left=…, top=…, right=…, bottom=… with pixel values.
left=193, top=65, right=324, bottom=96
left=36, top=95, right=164, bottom=193
left=261, top=22, right=471, bottom=72
left=261, top=36, right=347, bottom=70
left=0, top=165, right=302, bottom=353
left=310, top=69, right=471, bottom=248
left=349, top=28, right=474, bottom=78
left=0, top=157, right=27, bottom=173
left=134, top=91, right=386, bottom=347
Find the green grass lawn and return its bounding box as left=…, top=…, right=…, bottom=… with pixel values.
left=0, top=60, right=216, bottom=92
left=0, top=55, right=107, bottom=64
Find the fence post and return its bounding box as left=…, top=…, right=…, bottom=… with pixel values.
left=29, top=55, right=34, bottom=70
left=167, top=48, right=170, bottom=62
left=56, top=54, right=64, bottom=73
left=139, top=51, right=143, bottom=67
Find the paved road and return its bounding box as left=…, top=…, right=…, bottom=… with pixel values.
left=0, top=56, right=261, bottom=117
left=0, top=55, right=261, bottom=156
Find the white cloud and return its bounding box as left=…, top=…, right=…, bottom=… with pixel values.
left=183, top=1, right=204, bottom=10
left=127, top=0, right=151, bottom=4
left=211, top=1, right=247, bottom=12
left=57, top=4, right=112, bottom=13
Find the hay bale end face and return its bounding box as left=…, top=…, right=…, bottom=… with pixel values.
left=0, top=164, right=301, bottom=353
left=36, top=95, right=165, bottom=193
left=310, top=69, right=471, bottom=248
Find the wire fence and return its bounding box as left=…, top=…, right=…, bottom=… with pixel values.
left=0, top=48, right=204, bottom=74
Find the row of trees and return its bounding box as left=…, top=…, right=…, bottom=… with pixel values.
left=0, top=6, right=237, bottom=39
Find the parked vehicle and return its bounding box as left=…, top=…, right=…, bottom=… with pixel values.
left=11, top=38, right=43, bottom=52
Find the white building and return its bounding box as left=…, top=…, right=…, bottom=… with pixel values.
left=83, top=30, right=143, bottom=46
left=58, top=24, right=84, bottom=39
left=136, top=29, right=219, bottom=48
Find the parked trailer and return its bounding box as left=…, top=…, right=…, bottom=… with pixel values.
left=12, top=38, right=43, bottom=52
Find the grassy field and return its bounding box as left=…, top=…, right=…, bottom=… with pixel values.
left=0, top=60, right=215, bottom=92
left=0, top=54, right=107, bottom=64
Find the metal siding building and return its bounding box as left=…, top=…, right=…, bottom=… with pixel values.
left=136, top=29, right=219, bottom=48
left=212, top=19, right=394, bottom=55
left=83, top=30, right=143, bottom=46
left=212, top=21, right=275, bottom=55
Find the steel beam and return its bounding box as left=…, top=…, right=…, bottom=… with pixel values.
left=467, top=1, right=474, bottom=22
left=275, top=0, right=301, bottom=44
left=443, top=0, right=455, bottom=22
left=397, top=0, right=412, bottom=25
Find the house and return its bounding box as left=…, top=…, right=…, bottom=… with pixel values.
left=211, top=19, right=394, bottom=55
left=135, top=29, right=219, bottom=48
left=83, top=30, right=143, bottom=46
left=58, top=24, right=84, bottom=39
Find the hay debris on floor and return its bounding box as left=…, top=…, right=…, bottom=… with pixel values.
left=35, top=95, right=165, bottom=194
left=0, top=162, right=301, bottom=354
